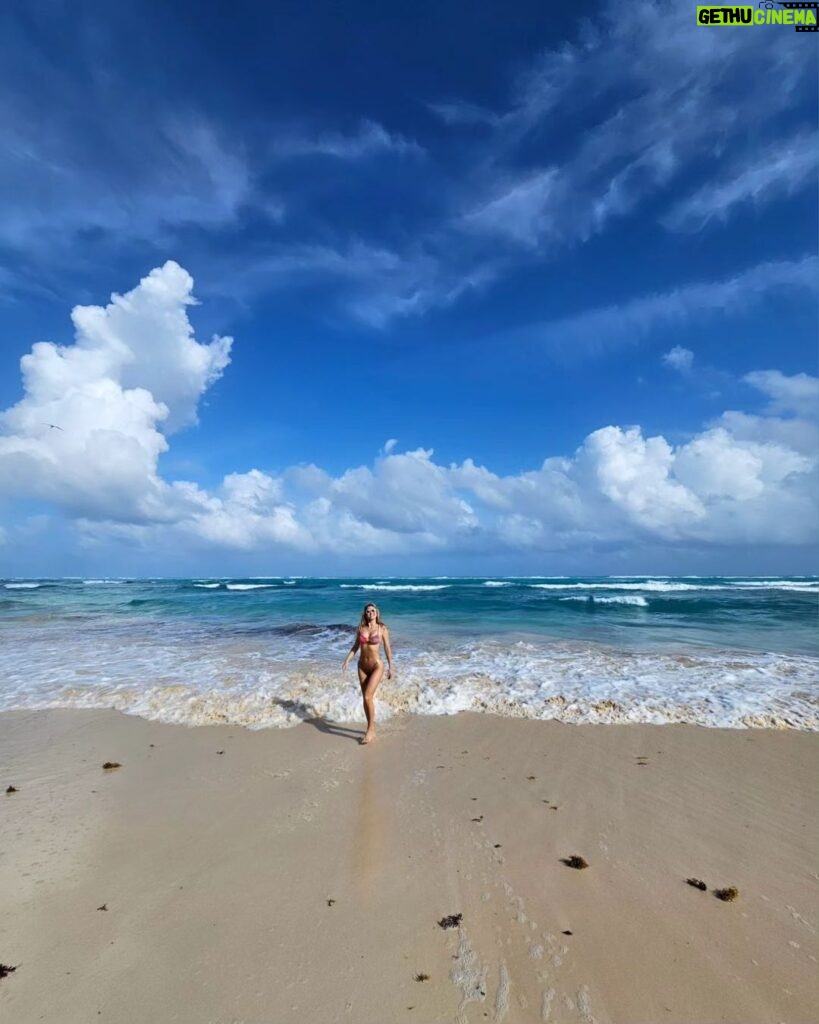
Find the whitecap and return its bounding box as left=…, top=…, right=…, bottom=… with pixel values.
left=339, top=584, right=450, bottom=591
left=225, top=584, right=277, bottom=591
left=729, top=581, right=819, bottom=592
left=531, top=581, right=709, bottom=592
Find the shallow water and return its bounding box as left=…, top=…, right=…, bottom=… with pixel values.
left=1, top=576, right=817, bottom=729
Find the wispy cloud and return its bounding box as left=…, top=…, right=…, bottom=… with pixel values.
left=663, top=132, right=819, bottom=231
left=274, top=119, right=425, bottom=161
left=1, top=0, right=816, bottom=329
left=450, top=1, right=815, bottom=250
left=204, top=239, right=500, bottom=328
left=1, top=108, right=254, bottom=257
left=460, top=169, right=558, bottom=248
left=531, top=256, right=819, bottom=358
left=426, top=100, right=501, bottom=128
left=744, top=370, right=819, bottom=420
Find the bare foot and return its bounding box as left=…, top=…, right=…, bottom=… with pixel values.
left=360, top=730, right=376, bottom=745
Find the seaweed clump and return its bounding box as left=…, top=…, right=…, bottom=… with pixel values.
left=686, top=878, right=707, bottom=891
left=0, top=964, right=17, bottom=980
left=562, top=855, right=589, bottom=870
left=714, top=886, right=739, bottom=902
left=438, top=913, right=462, bottom=929
left=5, top=786, right=17, bottom=794
left=101, top=762, right=121, bottom=770
left=414, top=973, right=430, bottom=982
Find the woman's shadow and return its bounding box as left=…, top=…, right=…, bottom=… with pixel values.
left=269, top=698, right=363, bottom=742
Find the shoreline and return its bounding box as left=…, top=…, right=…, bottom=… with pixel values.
left=1, top=708, right=817, bottom=1023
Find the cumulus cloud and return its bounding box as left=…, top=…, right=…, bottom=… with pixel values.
left=663, top=346, right=694, bottom=372
left=0, top=262, right=231, bottom=520
left=1, top=264, right=816, bottom=559
left=577, top=426, right=706, bottom=535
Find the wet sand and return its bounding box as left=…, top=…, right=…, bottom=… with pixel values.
left=1, top=708, right=817, bottom=1023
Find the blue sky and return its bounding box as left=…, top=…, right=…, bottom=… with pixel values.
left=0, top=0, right=817, bottom=576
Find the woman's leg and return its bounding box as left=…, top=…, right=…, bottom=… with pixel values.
left=359, top=663, right=384, bottom=743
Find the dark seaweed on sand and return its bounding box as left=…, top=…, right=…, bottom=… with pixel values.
left=101, top=762, right=121, bottom=770
left=562, top=855, right=589, bottom=870
left=5, top=786, right=17, bottom=794
left=414, top=973, right=430, bottom=982
left=438, top=913, right=462, bottom=929
left=0, top=964, right=17, bottom=980
left=714, top=886, right=739, bottom=902
left=686, top=878, right=707, bottom=891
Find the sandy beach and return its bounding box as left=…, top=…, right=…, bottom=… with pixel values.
left=1, top=708, right=817, bottom=1024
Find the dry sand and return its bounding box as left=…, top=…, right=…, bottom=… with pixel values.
left=1, top=708, right=817, bottom=1024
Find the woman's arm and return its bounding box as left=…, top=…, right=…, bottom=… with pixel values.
left=383, top=627, right=394, bottom=679
left=342, top=632, right=360, bottom=672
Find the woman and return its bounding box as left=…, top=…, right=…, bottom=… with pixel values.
left=342, top=602, right=394, bottom=744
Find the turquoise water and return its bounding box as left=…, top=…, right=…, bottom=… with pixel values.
left=1, top=576, right=817, bottom=729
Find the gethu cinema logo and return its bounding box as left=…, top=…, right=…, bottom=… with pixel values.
left=697, top=2, right=819, bottom=28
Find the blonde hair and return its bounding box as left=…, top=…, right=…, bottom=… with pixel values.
left=359, top=603, right=385, bottom=629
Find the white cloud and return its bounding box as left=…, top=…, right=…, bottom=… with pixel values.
left=529, top=256, right=818, bottom=358
left=664, top=132, right=819, bottom=232
left=426, top=100, right=500, bottom=128
left=715, top=409, right=818, bottom=459
left=577, top=426, right=706, bottom=536
left=453, top=0, right=814, bottom=250
left=1, top=112, right=252, bottom=256
left=192, top=470, right=313, bottom=551
left=275, top=120, right=424, bottom=161
left=663, top=346, right=694, bottom=372
left=1, top=265, right=816, bottom=559
left=0, top=262, right=231, bottom=520
left=461, top=170, right=558, bottom=248
left=744, top=370, right=819, bottom=420
left=299, top=447, right=480, bottom=537
left=205, top=239, right=499, bottom=329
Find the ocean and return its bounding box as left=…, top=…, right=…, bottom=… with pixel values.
left=1, top=576, right=817, bottom=730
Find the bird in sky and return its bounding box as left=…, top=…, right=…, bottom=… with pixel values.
left=42, top=423, right=64, bottom=430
